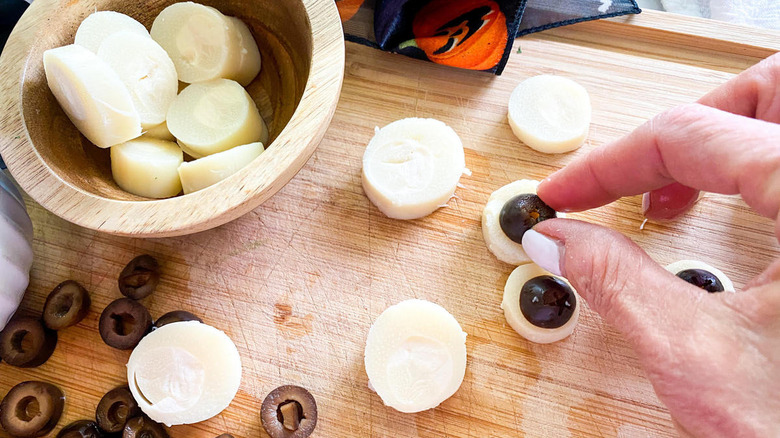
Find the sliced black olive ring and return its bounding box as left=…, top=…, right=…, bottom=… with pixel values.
left=56, top=420, right=103, bottom=438
left=0, top=381, right=65, bottom=438
left=261, top=385, right=318, bottom=438
left=154, top=310, right=202, bottom=329
left=0, top=317, right=58, bottom=368
left=96, top=386, right=141, bottom=434
left=118, top=255, right=160, bottom=300
left=43, top=280, right=91, bottom=330
left=98, top=298, right=152, bottom=350
left=502, top=263, right=580, bottom=344
left=665, top=260, right=734, bottom=293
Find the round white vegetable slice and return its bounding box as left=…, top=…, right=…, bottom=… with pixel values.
left=167, top=79, right=267, bottom=158
left=144, top=121, right=176, bottom=142
left=361, top=118, right=466, bottom=220
left=151, top=2, right=240, bottom=84
left=74, top=11, right=150, bottom=53
left=226, top=17, right=262, bottom=86
left=482, top=180, right=565, bottom=265
left=502, top=263, right=580, bottom=344
left=111, top=137, right=183, bottom=199
left=508, top=75, right=591, bottom=154
left=97, top=32, right=179, bottom=129
left=364, top=299, right=467, bottom=413
left=665, top=260, right=735, bottom=292
left=127, top=321, right=242, bottom=426
left=178, top=142, right=264, bottom=194
left=43, top=44, right=141, bottom=148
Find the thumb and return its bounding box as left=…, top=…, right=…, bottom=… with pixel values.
left=520, top=218, right=713, bottom=350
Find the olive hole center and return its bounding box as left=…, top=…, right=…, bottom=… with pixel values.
left=529, top=210, right=540, bottom=220
left=277, top=400, right=304, bottom=431
left=53, top=294, right=74, bottom=317
left=111, top=313, right=137, bottom=336
left=108, top=401, right=129, bottom=425
left=15, top=396, right=40, bottom=422
left=11, top=330, right=33, bottom=353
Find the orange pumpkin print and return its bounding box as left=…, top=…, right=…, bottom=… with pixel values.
left=336, top=0, right=364, bottom=22
left=412, top=0, right=508, bottom=71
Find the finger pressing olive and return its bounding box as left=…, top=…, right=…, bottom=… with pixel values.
left=154, top=310, right=202, bottom=329
left=0, top=317, right=58, bottom=367
left=122, top=416, right=168, bottom=438
left=57, top=420, right=103, bottom=438
left=499, top=193, right=557, bottom=243
left=118, top=255, right=160, bottom=300
left=43, top=281, right=91, bottom=330
left=95, top=387, right=141, bottom=434
left=0, top=381, right=65, bottom=438
left=261, top=386, right=317, bottom=438
left=98, top=298, right=152, bottom=350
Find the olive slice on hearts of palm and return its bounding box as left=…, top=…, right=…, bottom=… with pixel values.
left=676, top=269, right=725, bottom=293
left=122, top=416, right=169, bottom=438
left=499, top=193, right=557, bottom=244
left=261, top=386, right=318, bottom=438
left=0, top=381, right=65, bottom=438
left=96, top=387, right=141, bottom=433
left=98, top=298, right=152, bottom=350
left=153, top=310, right=202, bottom=329
left=520, top=275, right=576, bottom=329
left=0, top=317, right=58, bottom=367
left=118, top=255, right=160, bottom=300
left=57, top=420, right=103, bottom=438
left=43, top=280, right=91, bottom=330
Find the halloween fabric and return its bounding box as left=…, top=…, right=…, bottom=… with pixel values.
left=338, top=0, right=640, bottom=74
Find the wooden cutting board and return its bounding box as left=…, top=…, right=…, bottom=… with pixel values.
left=2, top=9, right=778, bottom=438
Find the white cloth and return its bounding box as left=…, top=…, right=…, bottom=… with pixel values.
left=656, top=0, right=780, bottom=30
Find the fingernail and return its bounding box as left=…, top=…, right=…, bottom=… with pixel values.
left=522, top=230, right=564, bottom=276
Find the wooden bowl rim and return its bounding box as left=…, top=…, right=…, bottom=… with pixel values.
left=0, top=0, right=344, bottom=237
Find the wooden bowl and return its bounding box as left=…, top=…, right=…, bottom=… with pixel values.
left=0, top=0, right=344, bottom=237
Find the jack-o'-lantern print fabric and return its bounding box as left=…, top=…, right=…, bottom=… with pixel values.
left=336, top=0, right=640, bottom=74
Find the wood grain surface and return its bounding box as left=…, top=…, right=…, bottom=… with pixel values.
left=2, top=9, right=779, bottom=438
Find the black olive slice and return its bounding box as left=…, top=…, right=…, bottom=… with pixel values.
left=96, top=387, right=141, bottom=434
left=676, top=269, right=725, bottom=293
left=122, top=416, right=168, bottom=438
left=154, top=310, right=202, bottom=329
left=499, top=193, right=557, bottom=243
left=0, top=381, right=64, bottom=438
left=520, top=275, right=576, bottom=329
left=43, top=280, right=91, bottom=330
left=57, top=420, right=103, bottom=438
left=0, top=317, right=58, bottom=367
left=261, top=385, right=317, bottom=438
left=118, top=255, right=160, bottom=300
left=98, top=298, right=152, bottom=350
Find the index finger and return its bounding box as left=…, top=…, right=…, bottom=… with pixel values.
left=537, top=103, right=780, bottom=220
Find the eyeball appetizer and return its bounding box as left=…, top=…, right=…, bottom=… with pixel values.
left=482, top=179, right=563, bottom=264
left=502, top=263, right=580, bottom=344
left=665, top=260, right=734, bottom=293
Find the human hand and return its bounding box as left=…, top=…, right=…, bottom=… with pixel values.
left=520, top=53, right=780, bottom=437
